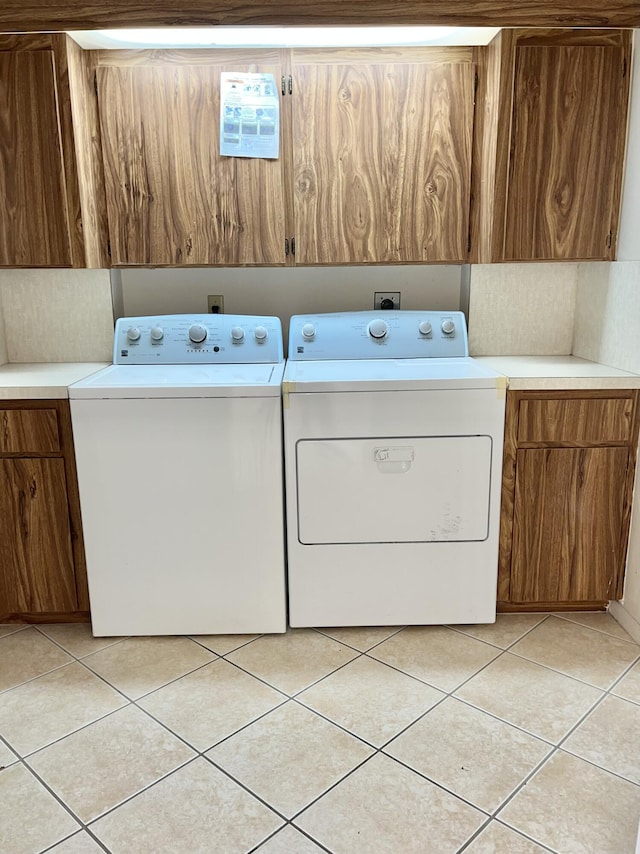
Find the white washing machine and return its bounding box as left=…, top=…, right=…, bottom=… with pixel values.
left=283, top=310, right=506, bottom=627
left=70, top=314, right=286, bottom=636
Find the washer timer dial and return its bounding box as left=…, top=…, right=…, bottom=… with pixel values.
left=368, top=319, right=389, bottom=340
left=188, top=324, right=208, bottom=344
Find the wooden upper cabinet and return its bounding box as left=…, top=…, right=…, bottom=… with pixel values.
left=97, top=51, right=287, bottom=266
left=0, top=49, right=72, bottom=266
left=473, top=30, right=631, bottom=263
left=291, top=49, right=475, bottom=264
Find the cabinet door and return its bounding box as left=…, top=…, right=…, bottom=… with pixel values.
left=98, top=54, right=287, bottom=265
left=292, top=50, right=475, bottom=263
left=510, top=447, right=629, bottom=602
left=0, top=458, right=77, bottom=614
left=503, top=44, right=628, bottom=261
left=0, top=50, right=72, bottom=266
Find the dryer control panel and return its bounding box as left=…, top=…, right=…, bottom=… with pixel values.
left=288, top=311, right=468, bottom=360
left=114, top=314, right=284, bottom=365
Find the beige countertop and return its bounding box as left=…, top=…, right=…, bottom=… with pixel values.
left=0, top=363, right=109, bottom=399
left=474, top=356, right=640, bottom=390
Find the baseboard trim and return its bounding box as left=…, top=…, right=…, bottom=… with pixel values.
left=609, top=601, right=640, bottom=644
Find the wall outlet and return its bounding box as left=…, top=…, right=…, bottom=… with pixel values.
left=374, top=291, right=401, bottom=310
left=207, top=295, right=224, bottom=314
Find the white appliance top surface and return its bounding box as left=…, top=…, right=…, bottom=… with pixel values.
left=113, top=313, right=283, bottom=365
left=283, top=357, right=504, bottom=391
left=69, top=363, right=285, bottom=399
left=288, top=310, right=469, bottom=360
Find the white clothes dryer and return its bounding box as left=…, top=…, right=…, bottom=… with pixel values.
left=283, top=310, right=506, bottom=627
left=70, top=314, right=286, bottom=636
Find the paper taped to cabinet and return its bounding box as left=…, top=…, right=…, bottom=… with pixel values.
left=220, top=72, right=280, bottom=159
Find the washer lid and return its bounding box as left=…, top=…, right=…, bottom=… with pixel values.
left=282, top=357, right=506, bottom=391
left=69, top=363, right=285, bottom=399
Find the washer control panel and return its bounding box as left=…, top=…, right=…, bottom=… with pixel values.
left=114, top=315, right=284, bottom=364
left=288, top=311, right=468, bottom=360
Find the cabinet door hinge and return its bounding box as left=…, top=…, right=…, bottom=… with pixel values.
left=281, top=75, right=286, bottom=96
left=606, top=230, right=613, bottom=250
left=288, top=75, right=292, bottom=95
left=291, top=236, right=296, bottom=256
left=284, top=237, right=290, bottom=256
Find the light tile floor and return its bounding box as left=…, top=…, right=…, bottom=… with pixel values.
left=0, top=613, right=639, bottom=853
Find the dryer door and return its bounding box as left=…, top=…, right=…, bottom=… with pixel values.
left=296, top=435, right=492, bottom=544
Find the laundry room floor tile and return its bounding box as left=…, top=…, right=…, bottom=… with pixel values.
left=0, top=623, right=27, bottom=639
left=36, top=622, right=126, bottom=658
left=384, top=696, right=551, bottom=813
left=0, top=615, right=638, bottom=853
left=294, top=752, right=485, bottom=853
left=562, top=693, right=640, bottom=783
left=463, top=821, right=551, bottom=853
left=0, top=660, right=127, bottom=756
left=90, top=758, right=282, bottom=854
left=450, top=613, right=547, bottom=649
left=498, top=750, right=640, bottom=854
left=552, top=610, right=636, bottom=642
left=613, top=659, right=640, bottom=704
left=27, top=704, right=195, bottom=823
left=455, top=651, right=603, bottom=743
left=368, top=625, right=501, bottom=692
left=314, top=625, right=404, bottom=651
left=190, top=633, right=261, bottom=655
left=0, top=763, right=80, bottom=854
left=225, top=628, right=358, bottom=695
left=82, top=636, right=215, bottom=699
left=297, top=654, right=444, bottom=747
left=509, top=615, right=640, bottom=689
left=206, top=700, right=373, bottom=818
left=139, top=658, right=287, bottom=751
left=0, top=627, right=73, bottom=693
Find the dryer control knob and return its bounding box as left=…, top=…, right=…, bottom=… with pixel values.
left=254, top=326, right=268, bottom=342
left=231, top=326, right=245, bottom=342
left=150, top=325, right=164, bottom=342
left=302, top=323, right=316, bottom=341
left=368, top=319, right=389, bottom=340
left=188, top=324, right=208, bottom=344
left=126, top=326, right=141, bottom=342
left=441, top=319, right=456, bottom=335
left=418, top=321, right=432, bottom=336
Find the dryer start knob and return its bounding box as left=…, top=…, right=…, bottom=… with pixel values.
left=441, top=319, right=456, bottom=335
left=418, top=321, right=432, bottom=336
left=302, top=323, right=316, bottom=341
left=254, top=326, right=268, bottom=342
left=150, top=325, right=164, bottom=342
left=188, top=324, right=208, bottom=344
left=231, top=326, right=245, bottom=342
left=368, top=319, right=389, bottom=340
left=126, top=326, right=141, bottom=342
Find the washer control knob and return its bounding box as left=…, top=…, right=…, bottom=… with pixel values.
left=254, top=326, right=268, bottom=342
left=368, top=319, right=389, bottom=340
left=441, top=319, right=456, bottom=335
left=418, top=321, right=432, bottom=336
left=150, top=325, right=164, bottom=342
left=302, top=323, right=316, bottom=341
left=188, top=323, right=208, bottom=344
left=126, top=326, right=141, bottom=342
left=231, top=326, right=245, bottom=342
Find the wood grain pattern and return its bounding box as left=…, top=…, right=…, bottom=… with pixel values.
left=64, top=38, right=110, bottom=268
left=511, top=447, right=629, bottom=602
left=497, top=386, right=519, bottom=601
left=292, top=51, right=474, bottom=263
left=0, top=50, right=72, bottom=266
left=498, top=600, right=607, bottom=612
left=0, top=1, right=637, bottom=31
left=0, top=458, right=77, bottom=613
left=0, top=408, right=60, bottom=454
left=517, top=396, right=634, bottom=445
left=97, top=56, right=287, bottom=265
left=503, top=43, right=628, bottom=260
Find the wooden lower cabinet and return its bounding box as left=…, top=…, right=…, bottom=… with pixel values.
left=498, top=390, right=640, bottom=611
left=0, top=400, right=89, bottom=622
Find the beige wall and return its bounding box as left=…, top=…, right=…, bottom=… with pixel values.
left=0, top=269, right=114, bottom=362
left=468, top=263, right=578, bottom=356
left=0, top=295, right=7, bottom=365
